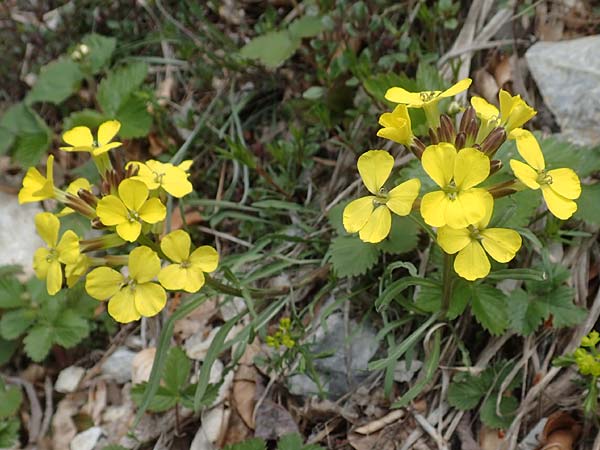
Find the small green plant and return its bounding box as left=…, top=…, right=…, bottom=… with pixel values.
left=554, top=331, right=600, bottom=418
left=223, top=433, right=324, bottom=450
left=0, top=377, right=22, bottom=448
left=0, top=273, right=97, bottom=362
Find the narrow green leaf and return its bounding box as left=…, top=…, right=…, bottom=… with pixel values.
left=486, top=268, right=546, bottom=281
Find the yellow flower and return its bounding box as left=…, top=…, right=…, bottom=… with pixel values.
left=158, top=230, right=219, bottom=292
left=18, top=155, right=56, bottom=204
left=471, top=90, right=536, bottom=134
left=65, top=254, right=90, bottom=287
left=58, top=178, right=92, bottom=216
left=96, top=179, right=166, bottom=242
left=32, top=212, right=80, bottom=295
left=385, top=78, right=471, bottom=126
left=508, top=129, right=581, bottom=220
left=437, top=196, right=522, bottom=281
left=377, top=105, right=414, bottom=146
left=130, top=159, right=193, bottom=198
left=420, top=143, right=492, bottom=229
left=385, top=79, right=472, bottom=108
left=85, top=246, right=166, bottom=323
left=343, top=150, right=420, bottom=243
left=581, top=331, right=600, bottom=348
left=60, top=120, right=122, bottom=156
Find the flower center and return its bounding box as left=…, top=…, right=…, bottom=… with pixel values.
left=126, top=277, right=137, bottom=292
left=127, top=210, right=140, bottom=223
left=420, top=91, right=438, bottom=102
left=180, top=259, right=191, bottom=269
left=537, top=171, right=552, bottom=186
left=374, top=188, right=389, bottom=205
left=152, top=170, right=166, bottom=184
left=468, top=225, right=482, bottom=241
left=46, top=248, right=58, bottom=263
left=444, top=180, right=458, bottom=200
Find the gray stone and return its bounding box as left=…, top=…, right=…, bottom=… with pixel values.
left=288, top=312, right=379, bottom=399
left=101, top=347, right=136, bottom=383
left=55, top=366, right=85, bottom=393
left=526, top=35, right=600, bottom=146
left=0, top=192, right=43, bottom=276
left=70, top=426, right=103, bottom=450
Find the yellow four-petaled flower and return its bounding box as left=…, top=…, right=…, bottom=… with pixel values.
left=60, top=120, right=122, bottom=156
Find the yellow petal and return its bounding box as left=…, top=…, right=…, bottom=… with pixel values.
left=500, top=91, right=536, bottom=131
left=422, top=143, right=456, bottom=188
left=541, top=185, right=577, bottom=220
left=420, top=190, right=451, bottom=227
left=137, top=198, right=166, bottom=224
left=445, top=189, right=489, bottom=229
left=35, top=212, right=60, bottom=247
left=547, top=168, right=581, bottom=200
left=470, top=97, right=499, bottom=121
left=378, top=104, right=411, bottom=128
left=66, top=178, right=91, bottom=195
left=62, top=126, right=93, bottom=148
left=65, top=255, right=90, bottom=287
left=357, top=150, right=394, bottom=194
left=85, top=267, right=124, bottom=300
left=509, top=160, right=540, bottom=190
left=377, top=126, right=411, bottom=145
left=97, top=195, right=129, bottom=226
left=386, top=178, right=420, bottom=216
left=178, top=160, right=193, bottom=172
left=158, top=264, right=188, bottom=291
left=439, top=78, right=472, bottom=98
left=46, top=260, right=63, bottom=295
left=97, top=120, right=121, bottom=146
left=93, top=141, right=122, bottom=156
left=129, top=246, right=161, bottom=283
left=508, top=128, right=545, bottom=170
left=454, top=241, right=490, bottom=281
left=480, top=228, right=522, bottom=263
left=359, top=205, right=391, bottom=243
left=475, top=193, right=495, bottom=229
left=161, top=165, right=193, bottom=197
left=343, top=196, right=375, bottom=233
left=116, top=221, right=142, bottom=242
left=108, top=288, right=141, bottom=323
left=437, top=226, right=471, bottom=254
left=18, top=168, right=46, bottom=204
left=183, top=267, right=205, bottom=293
left=161, top=230, right=191, bottom=262
left=33, top=248, right=51, bottom=280
left=134, top=282, right=167, bottom=318
left=384, top=87, right=424, bottom=106
left=56, top=230, right=80, bottom=264
left=454, top=148, right=490, bottom=190
left=189, top=246, right=219, bottom=273
left=118, top=179, right=148, bottom=212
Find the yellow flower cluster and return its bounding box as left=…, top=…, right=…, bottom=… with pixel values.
left=19, top=120, right=218, bottom=323
left=343, top=81, right=581, bottom=281
left=574, top=331, right=600, bottom=377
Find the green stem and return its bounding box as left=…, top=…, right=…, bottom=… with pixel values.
left=440, top=252, right=454, bottom=319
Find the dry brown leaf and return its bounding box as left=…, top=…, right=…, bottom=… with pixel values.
left=536, top=411, right=582, bottom=450
left=220, top=409, right=252, bottom=447
left=474, top=68, right=499, bottom=103
left=51, top=395, right=85, bottom=450
left=131, top=347, right=156, bottom=385
left=173, top=298, right=218, bottom=343
left=82, top=380, right=107, bottom=425
left=233, top=379, right=256, bottom=429
left=254, top=398, right=299, bottom=440
left=480, top=425, right=504, bottom=450
left=169, top=206, right=204, bottom=232
left=493, top=54, right=513, bottom=91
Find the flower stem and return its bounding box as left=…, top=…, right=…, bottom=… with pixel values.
left=440, top=252, right=454, bottom=319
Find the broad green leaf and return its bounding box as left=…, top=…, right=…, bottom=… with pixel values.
left=0, top=309, right=35, bottom=340
left=492, top=190, right=539, bottom=229
left=223, top=438, right=266, bottom=450
left=81, top=33, right=117, bottom=74
left=470, top=285, right=508, bottom=335
left=541, top=136, right=600, bottom=178
left=180, top=382, right=220, bottom=410
left=62, top=109, right=107, bottom=131
left=0, top=276, right=25, bottom=309
left=163, top=347, right=191, bottom=394
left=0, top=386, right=22, bottom=418
left=0, top=339, right=18, bottom=366
left=376, top=215, right=419, bottom=255
left=0, top=102, right=41, bottom=134
left=240, top=31, right=299, bottom=69
left=131, top=383, right=177, bottom=412
left=329, top=235, right=379, bottom=277
left=53, top=309, right=90, bottom=348
left=480, top=395, right=518, bottom=429
left=327, top=201, right=349, bottom=236
left=289, top=16, right=324, bottom=38
left=0, top=417, right=20, bottom=448
left=115, top=95, right=152, bottom=138
left=509, top=288, right=547, bottom=336
left=13, top=130, right=52, bottom=167
left=23, top=325, right=53, bottom=362
left=0, top=103, right=52, bottom=165
left=414, top=280, right=470, bottom=320
left=97, top=62, right=148, bottom=115
left=447, top=373, right=486, bottom=410
left=574, top=183, right=600, bottom=225
left=26, top=58, right=83, bottom=105
left=0, top=127, right=14, bottom=155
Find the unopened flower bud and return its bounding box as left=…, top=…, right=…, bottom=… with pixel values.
left=480, top=127, right=507, bottom=156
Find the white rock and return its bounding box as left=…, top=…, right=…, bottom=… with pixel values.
left=185, top=327, right=220, bottom=361
left=55, top=366, right=85, bottom=393
left=526, top=35, right=600, bottom=146
left=190, top=406, right=230, bottom=450
left=131, top=347, right=156, bottom=385
left=101, top=347, right=136, bottom=384
left=0, top=192, right=43, bottom=276
left=69, top=426, right=103, bottom=450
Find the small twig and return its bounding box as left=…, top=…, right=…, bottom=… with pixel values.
left=414, top=411, right=448, bottom=450
left=196, top=225, right=252, bottom=248
left=6, top=376, right=42, bottom=444
left=39, top=376, right=53, bottom=439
